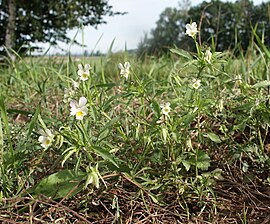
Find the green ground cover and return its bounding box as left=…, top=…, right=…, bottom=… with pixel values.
left=1, top=28, right=270, bottom=223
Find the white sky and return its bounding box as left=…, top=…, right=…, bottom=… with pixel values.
left=40, top=0, right=265, bottom=55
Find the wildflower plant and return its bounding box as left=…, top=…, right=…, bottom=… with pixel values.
left=2, top=12, right=270, bottom=223
left=118, top=62, right=130, bottom=80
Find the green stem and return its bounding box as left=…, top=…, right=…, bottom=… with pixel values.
left=257, top=126, right=264, bottom=154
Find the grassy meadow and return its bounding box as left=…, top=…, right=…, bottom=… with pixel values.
left=1, top=30, right=270, bottom=223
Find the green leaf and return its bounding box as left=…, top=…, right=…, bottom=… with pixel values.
left=151, top=100, right=161, bottom=118
left=0, top=95, right=13, bottom=151
left=33, top=170, right=86, bottom=199
left=27, top=104, right=41, bottom=141
left=182, top=160, right=191, bottom=171
left=91, top=83, right=116, bottom=88
left=162, top=127, right=168, bottom=143
left=170, top=48, right=193, bottom=60
left=61, top=147, right=77, bottom=166
left=92, top=146, right=119, bottom=168
left=98, top=117, right=120, bottom=138
left=182, top=113, right=196, bottom=127
left=242, top=161, right=249, bottom=173
left=252, top=80, right=270, bottom=88
left=197, top=150, right=211, bottom=171
left=205, top=132, right=222, bottom=143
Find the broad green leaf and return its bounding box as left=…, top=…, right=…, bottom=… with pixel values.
left=183, top=113, right=196, bottom=127
left=33, top=170, right=86, bottom=199
left=205, top=132, right=222, bottom=143
left=182, top=160, right=191, bottom=172
left=107, top=162, right=130, bottom=173
left=197, top=150, right=211, bottom=171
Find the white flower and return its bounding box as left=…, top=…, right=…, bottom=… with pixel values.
left=72, top=80, right=79, bottom=89
left=38, top=128, right=54, bottom=149
left=160, top=102, right=171, bottom=116
left=78, top=64, right=91, bottom=81
left=192, top=79, right=201, bottom=89
left=70, top=96, right=88, bottom=120
left=185, top=22, right=198, bottom=38
left=205, top=49, right=212, bottom=63
left=118, top=62, right=130, bottom=79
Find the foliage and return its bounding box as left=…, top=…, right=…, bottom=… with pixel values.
left=1, top=22, right=270, bottom=222
left=137, top=0, right=270, bottom=57
left=0, top=0, right=124, bottom=53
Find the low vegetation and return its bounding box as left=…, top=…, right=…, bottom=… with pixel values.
left=1, top=23, right=270, bottom=223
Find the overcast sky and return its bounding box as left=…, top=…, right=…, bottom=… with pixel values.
left=40, top=0, right=265, bottom=55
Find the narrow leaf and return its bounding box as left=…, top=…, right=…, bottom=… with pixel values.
left=92, top=146, right=119, bottom=168
left=252, top=80, right=270, bottom=88
left=27, top=104, right=41, bottom=141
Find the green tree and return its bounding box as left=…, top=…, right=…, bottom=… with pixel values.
left=137, top=0, right=191, bottom=57
left=187, top=0, right=258, bottom=52
left=138, top=0, right=270, bottom=56
left=0, top=0, right=124, bottom=54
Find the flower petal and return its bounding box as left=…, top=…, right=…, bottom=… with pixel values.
left=79, top=97, right=87, bottom=107
left=85, top=64, right=91, bottom=70
left=70, top=107, right=77, bottom=115
left=118, top=63, right=124, bottom=70
left=124, top=62, right=130, bottom=69
left=191, top=22, right=197, bottom=29
left=45, top=129, right=52, bottom=137
left=38, top=136, right=46, bottom=143
left=186, top=24, right=191, bottom=31
left=70, top=100, right=77, bottom=108
left=81, top=106, right=88, bottom=114
left=78, top=64, right=83, bottom=71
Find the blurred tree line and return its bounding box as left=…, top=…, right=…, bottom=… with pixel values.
left=0, top=0, right=124, bottom=55
left=137, top=0, right=270, bottom=57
